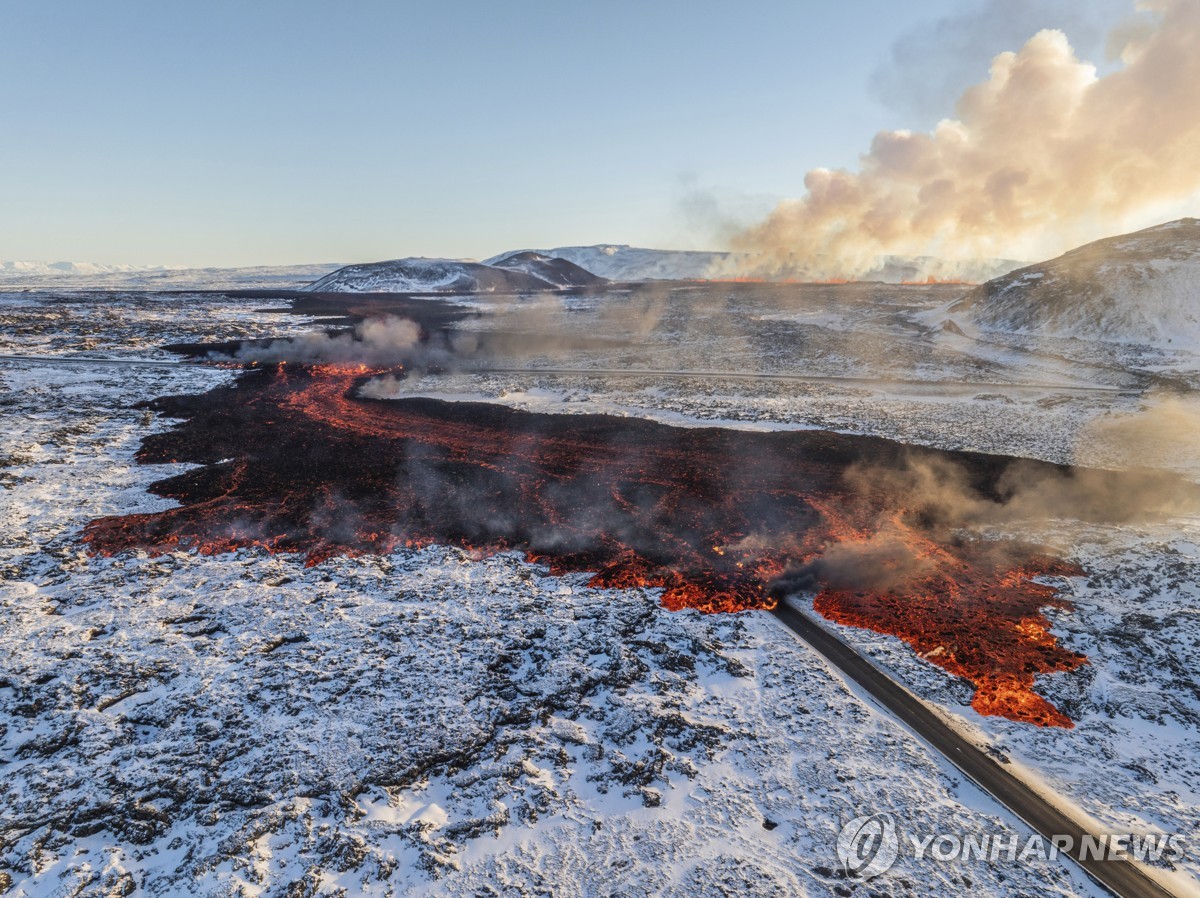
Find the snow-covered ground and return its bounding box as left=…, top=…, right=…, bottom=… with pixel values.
left=374, top=282, right=1200, bottom=888
left=2, top=284, right=1198, bottom=896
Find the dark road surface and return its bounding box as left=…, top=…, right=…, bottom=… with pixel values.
left=772, top=601, right=1181, bottom=898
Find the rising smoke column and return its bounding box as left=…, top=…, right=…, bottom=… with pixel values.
left=735, top=0, right=1200, bottom=278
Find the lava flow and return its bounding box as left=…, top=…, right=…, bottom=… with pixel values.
left=84, top=362, right=1092, bottom=726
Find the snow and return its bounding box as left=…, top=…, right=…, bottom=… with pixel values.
left=0, top=261, right=150, bottom=276
left=0, top=245, right=1022, bottom=295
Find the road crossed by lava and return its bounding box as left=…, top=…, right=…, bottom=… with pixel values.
left=75, top=361, right=1178, bottom=727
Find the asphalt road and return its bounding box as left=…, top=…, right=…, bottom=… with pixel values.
left=771, top=601, right=1181, bottom=898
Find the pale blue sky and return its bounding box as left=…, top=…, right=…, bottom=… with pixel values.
left=0, top=0, right=1129, bottom=266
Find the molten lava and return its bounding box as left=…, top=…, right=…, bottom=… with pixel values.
left=83, top=363, right=1088, bottom=726
left=810, top=532, right=1084, bottom=728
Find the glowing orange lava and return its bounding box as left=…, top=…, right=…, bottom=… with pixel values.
left=83, top=362, right=1088, bottom=726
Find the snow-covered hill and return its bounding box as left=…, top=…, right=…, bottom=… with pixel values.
left=942, top=219, right=1200, bottom=348
left=486, top=245, right=737, bottom=281
left=305, top=256, right=603, bottom=293
left=487, top=251, right=608, bottom=287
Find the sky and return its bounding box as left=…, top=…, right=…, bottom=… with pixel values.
left=0, top=0, right=1134, bottom=267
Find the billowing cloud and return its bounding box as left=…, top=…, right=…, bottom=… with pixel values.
left=869, top=0, right=1131, bottom=121
left=736, top=0, right=1200, bottom=278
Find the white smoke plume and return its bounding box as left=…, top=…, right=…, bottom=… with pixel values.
left=215, top=298, right=657, bottom=373
left=220, top=316, right=425, bottom=366
left=736, top=0, right=1200, bottom=278
left=1077, top=393, right=1200, bottom=474
left=869, top=0, right=1131, bottom=121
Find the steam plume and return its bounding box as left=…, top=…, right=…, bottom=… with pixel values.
left=224, top=316, right=425, bottom=367
left=220, top=294, right=662, bottom=373
left=1078, top=393, right=1200, bottom=473
left=769, top=448, right=1200, bottom=598
left=844, top=451, right=1199, bottom=529
left=736, top=0, right=1200, bottom=278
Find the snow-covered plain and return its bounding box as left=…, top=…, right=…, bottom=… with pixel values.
left=1, top=283, right=1197, bottom=896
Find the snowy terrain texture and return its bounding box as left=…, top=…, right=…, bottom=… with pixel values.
left=0, top=248, right=1023, bottom=294
left=5, top=221, right=1200, bottom=894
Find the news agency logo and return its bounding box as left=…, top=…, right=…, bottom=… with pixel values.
left=835, top=812, right=1187, bottom=880
left=836, top=813, right=900, bottom=879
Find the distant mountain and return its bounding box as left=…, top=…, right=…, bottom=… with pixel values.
left=486, top=244, right=1021, bottom=284
left=0, top=261, right=341, bottom=290
left=2, top=246, right=1024, bottom=293
left=939, top=219, right=1200, bottom=347
left=305, top=256, right=605, bottom=294
left=0, top=260, right=149, bottom=277
left=486, top=245, right=735, bottom=281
